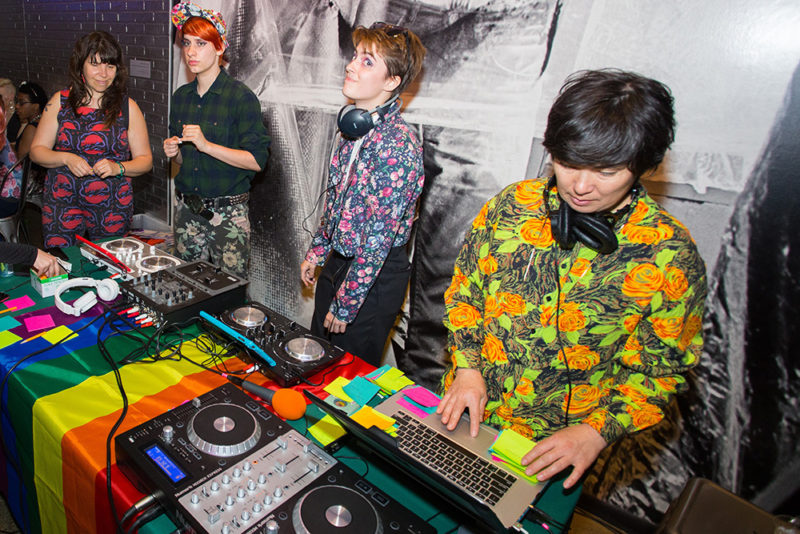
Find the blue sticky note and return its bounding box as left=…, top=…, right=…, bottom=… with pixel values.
left=0, top=315, right=21, bottom=332
left=343, top=376, right=381, bottom=406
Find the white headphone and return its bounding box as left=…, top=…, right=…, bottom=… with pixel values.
left=54, top=277, right=120, bottom=317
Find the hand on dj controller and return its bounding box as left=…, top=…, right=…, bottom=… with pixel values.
left=323, top=312, right=347, bottom=334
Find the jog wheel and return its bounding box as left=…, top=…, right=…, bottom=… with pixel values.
left=292, top=485, right=382, bottom=534
left=185, top=403, right=261, bottom=457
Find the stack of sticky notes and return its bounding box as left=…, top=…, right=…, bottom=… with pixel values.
left=396, top=385, right=441, bottom=419
left=364, top=364, right=415, bottom=394
left=489, top=428, right=540, bottom=484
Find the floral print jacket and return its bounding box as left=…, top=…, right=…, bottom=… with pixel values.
left=305, top=104, right=424, bottom=323
left=441, top=177, right=707, bottom=444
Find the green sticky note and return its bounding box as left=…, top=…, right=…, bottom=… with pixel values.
left=492, top=428, right=537, bottom=464
left=0, top=330, right=22, bottom=349
left=308, top=414, right=347, bottom=446
left=324, top=376, right=354, bottom=402
left=373, top=366, right=415, bottom=393
left=42, top=325, right=78, bottom=344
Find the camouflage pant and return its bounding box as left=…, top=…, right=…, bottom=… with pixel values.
left=174, top=197, right=250, bottom=279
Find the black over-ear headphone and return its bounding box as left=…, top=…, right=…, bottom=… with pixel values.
left=337, top=94, right=401, bottom=138
left=545, top=176, right=639, bottom=255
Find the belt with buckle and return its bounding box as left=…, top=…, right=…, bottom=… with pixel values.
left=176, top=191, right=249, bottom=210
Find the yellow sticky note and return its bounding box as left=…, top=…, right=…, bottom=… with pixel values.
left=492, top=429, right=537, bottom=464
left=324, top=376, right=354, bottom=402
left=42, top=325, right=78, bottom=344
left=351, top=406, right=396, bottom=430
left=373, top=366, right=414, bottom=393
left=308, top=414, right=347, bottom=446
left=0, top=330, right=22, bottom=349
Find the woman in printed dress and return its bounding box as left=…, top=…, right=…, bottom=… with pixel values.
left=31, top=31, right=152, bottom=247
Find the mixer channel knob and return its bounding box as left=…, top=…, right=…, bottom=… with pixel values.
left=237, top=488, right=246, bottom=499
left=257, top=473, right=267, bottom=485
left=247, top=479, right=256, bottom=491
left=274, top=487, right=283, bottom=499
left=262, top=495, right=272, bottom=505
left=253, top=502, right=262, bottom=514
left=161, top=425, right=174, bottom=443
left=221, top=524, right=231, bottom=534
left=233, top=467, right=242, bottom=479
left=190, top=493, right=199, bottom=504
left=243, top=461, right=252, bottom=472
left=241, top=510, right=250, bottom=521
left=221, top=474, right=231, bottom=485
left=265, top=519, right=279, bottom=534
left=210, top=481, right=220, bottom=492
left=225, top=495, right=234, bottom=506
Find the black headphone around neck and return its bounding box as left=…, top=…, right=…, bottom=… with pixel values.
left=337, top=94, right=400, bottom=138
left=544, top=176, right=639, bottom=255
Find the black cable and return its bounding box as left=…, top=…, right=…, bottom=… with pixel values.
left=123, top=503, right=163, bottom=534
left=118, top=493, right=159, bottom=529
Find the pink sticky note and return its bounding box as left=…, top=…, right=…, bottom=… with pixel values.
left=397, top=397, right=430, bottom=419
left=4, top=295, right=36, bottom=311
left=404, top=386, right=441, bottom=408
left=24, top=314, right=56, bottom=332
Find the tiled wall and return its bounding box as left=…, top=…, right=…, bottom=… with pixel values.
left=0, top=0, right=173, bottom=223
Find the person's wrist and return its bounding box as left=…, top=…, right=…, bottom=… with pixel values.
left=117, top=161, right=125, bottom=178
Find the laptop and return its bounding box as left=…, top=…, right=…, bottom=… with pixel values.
left=305, top=389, right=546, bottom=532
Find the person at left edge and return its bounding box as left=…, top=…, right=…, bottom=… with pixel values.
left=164, top=2, right=270, bottom=280
left=30, top=31, right=153, bottom=248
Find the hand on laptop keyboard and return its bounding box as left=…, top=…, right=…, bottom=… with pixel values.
left=436, top=368, right=487, bottom=437
left=520, top=423, right=608, bottom=488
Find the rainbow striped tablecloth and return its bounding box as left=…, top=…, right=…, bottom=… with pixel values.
left=0, top=295, right=372, bottom=534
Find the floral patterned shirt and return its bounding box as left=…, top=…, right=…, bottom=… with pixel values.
left=441, top=177, right=707, bottom=444
left=305, top=104, right=424, bottom=323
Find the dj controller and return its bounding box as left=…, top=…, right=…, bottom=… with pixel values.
left=80, top=236, right=183, bottom=280
left=202, top=303, right=346, bottom=387
left=115, top=384, right=434, bottom=534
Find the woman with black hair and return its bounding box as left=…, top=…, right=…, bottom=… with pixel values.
left=12, top=81, right=47, bottom=161
left=437, top=70, right=707, bottom=491
left=30, top=31, right=152, bottom=248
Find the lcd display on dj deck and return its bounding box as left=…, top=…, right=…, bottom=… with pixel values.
left=144, top=444, right=186, bottom=483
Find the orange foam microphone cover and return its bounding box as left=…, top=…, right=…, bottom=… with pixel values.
left=271, top=388, right=307, bottom=420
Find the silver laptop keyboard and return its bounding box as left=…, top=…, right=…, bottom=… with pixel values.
left=393, top=412, right=515, bottom=505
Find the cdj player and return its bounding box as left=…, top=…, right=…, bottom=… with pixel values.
left=115, top=384, right=434, bottom=534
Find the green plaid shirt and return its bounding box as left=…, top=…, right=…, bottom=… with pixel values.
left=169, top=69, right=270, bottom=198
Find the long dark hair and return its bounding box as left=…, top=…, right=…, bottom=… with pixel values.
left=68, top=31, right=128, bottom=128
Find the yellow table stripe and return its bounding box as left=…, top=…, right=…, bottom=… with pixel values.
left=32, top=335, right=230, bottom=534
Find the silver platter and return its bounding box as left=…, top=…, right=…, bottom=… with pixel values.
left=102, top=237, right=144, bottom=254
left=137, top=255, right=181, bottom=273
left=285, top=336, right=324, bottom=362
left=231, top=306, right=267, bottom=328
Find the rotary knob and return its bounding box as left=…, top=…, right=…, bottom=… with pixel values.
left=253, top=503, right=262, bottom=513
left=265, top=519, right=279, bottom=534
left=161, top=425, right=174, bottom=443
left=225, top=495, right=234, bottom=506
left=274, top=487, right=283, bottom=499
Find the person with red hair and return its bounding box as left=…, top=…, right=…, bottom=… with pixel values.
left=164, top=2, right=269, bottom=279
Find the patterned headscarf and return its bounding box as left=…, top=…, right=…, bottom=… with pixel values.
left=170, top=2, right=228, bottom=49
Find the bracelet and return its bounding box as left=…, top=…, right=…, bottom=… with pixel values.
left=117, top=161, right=125, bottom=178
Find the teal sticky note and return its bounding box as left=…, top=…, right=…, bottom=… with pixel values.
left=343, top=375, right=381, bottom=406
left=0, top=315, right=21, bottom=332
